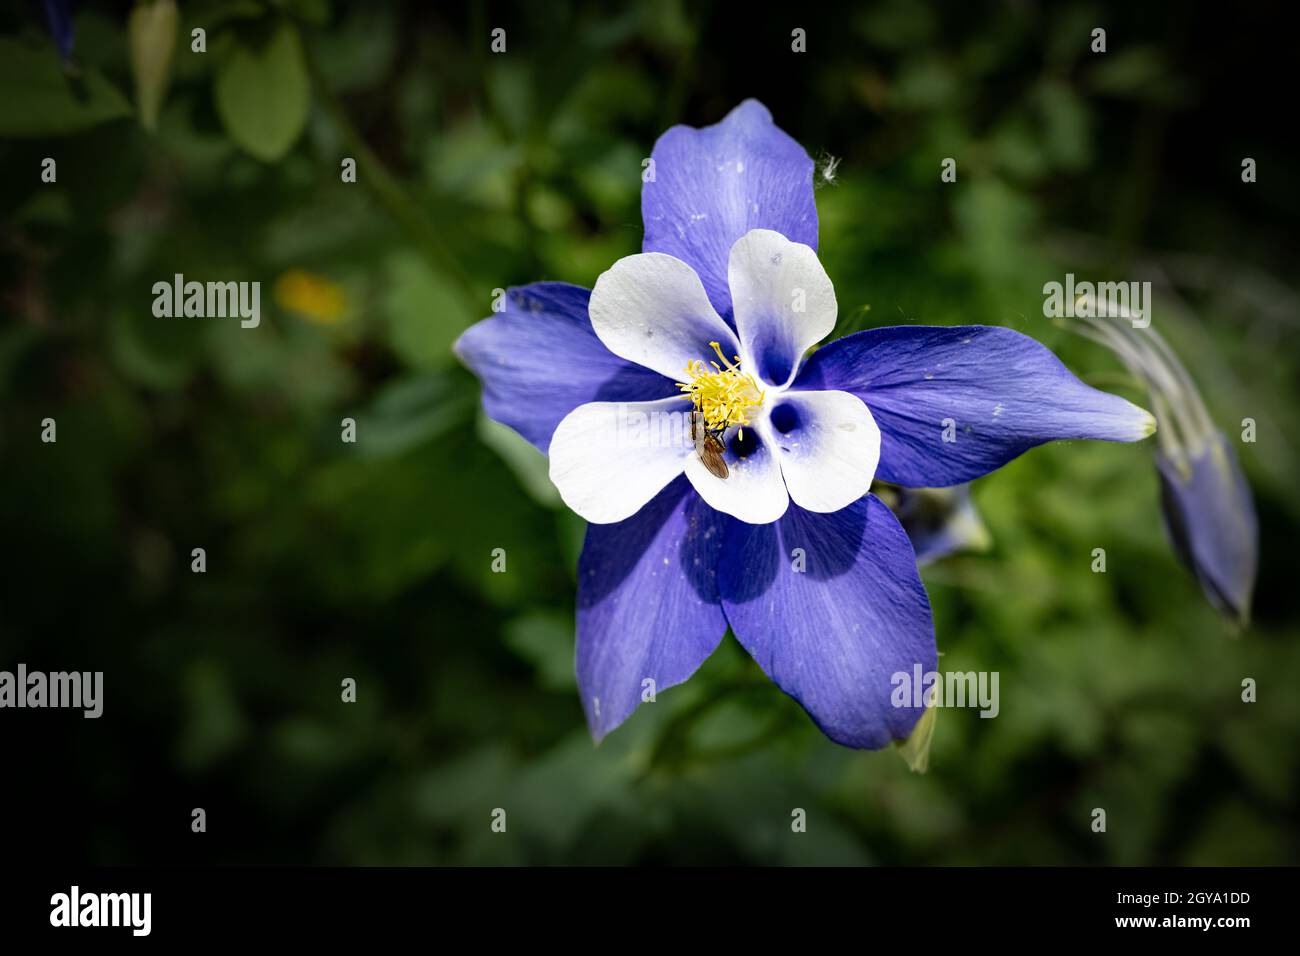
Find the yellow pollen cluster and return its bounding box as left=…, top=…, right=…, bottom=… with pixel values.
left=677, top=342, right=765, bottom=437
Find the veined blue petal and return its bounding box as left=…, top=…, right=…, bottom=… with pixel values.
left=642, top=100, right=818, bottom=323
left=453, top=282, right=677, bottom=455
left=577, top=476, right=728, bottom=742
left=719, top=494, right=937, bottom=750
left=1157, top=433, right=1257, bottom=625
left=794, top=325, right=1156, bottom=487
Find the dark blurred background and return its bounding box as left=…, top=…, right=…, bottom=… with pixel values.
left=1, top=0, right=1297, bottom=865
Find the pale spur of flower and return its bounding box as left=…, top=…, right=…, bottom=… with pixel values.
left=1063, top=301, right=1257, bottom=625
left=455, top=100, right=1155, bottom=748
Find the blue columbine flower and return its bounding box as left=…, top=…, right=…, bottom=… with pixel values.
left=1062, top=302, right=1257, bottom=625
left=455, top=100, right=1155, bottom=749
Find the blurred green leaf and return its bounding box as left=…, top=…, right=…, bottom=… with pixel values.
left=503, top=610, right=576, bottom=690
left=383, top=251, right=475, bottom=368
left=352, top=372, right=470, bottom=460
left=108, top=304, right=203, bottom=390
left=1087, top=47, right=1189, bottom=105
left=1037, top=79, right=1091, bottom=172
left=476, top=413, right=559, bottom=507
left=214, top=21, right=311, bottom=161
left=0, top=38, right=131, bottom=136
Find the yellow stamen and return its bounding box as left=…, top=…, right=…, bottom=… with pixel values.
left=675, top=341, right=765, bottom=437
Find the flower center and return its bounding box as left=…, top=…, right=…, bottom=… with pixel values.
left=677, top=341, right=765, bottom=436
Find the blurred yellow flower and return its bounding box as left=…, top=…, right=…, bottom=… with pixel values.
left=274, top=269, right=347, bottom=324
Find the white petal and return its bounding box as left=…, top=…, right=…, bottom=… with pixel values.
left=548, top=396, right=695, bottom=524
left=685, top=429, right=790, bottom=524
left=763, top=389, right=880, bottom=513
left=588, top=252, right=741, bottom=380
left=728, top=228, right=837, bottom=388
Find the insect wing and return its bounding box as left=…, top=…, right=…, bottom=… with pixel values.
left=700, top=434, right=729, bottom=479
